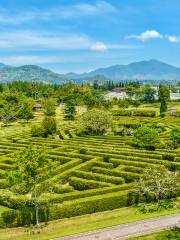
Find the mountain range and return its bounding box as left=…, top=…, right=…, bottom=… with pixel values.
left=0, top=59, right=180, bottom=84
left=0, top=64, right=69, bottom=84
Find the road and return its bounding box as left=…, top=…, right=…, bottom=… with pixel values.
left=54, top=213, right=180, bottom=240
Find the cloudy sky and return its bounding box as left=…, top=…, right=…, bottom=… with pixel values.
left=0, top=0, right=179, bottom=73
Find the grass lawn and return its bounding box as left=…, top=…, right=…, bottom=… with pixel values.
left=127, top=229, right=177, bottom=240
left=0, top=206, right=179, bottom=240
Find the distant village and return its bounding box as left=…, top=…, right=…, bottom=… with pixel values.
left=105, top=86, right=180, bottom=101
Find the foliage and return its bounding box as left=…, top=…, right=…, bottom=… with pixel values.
left=7, top=145, right=53, bottom=225
left=64, top=101, right=76, bottom=120
left=43, top=98, right=56, bottom=116
left=159, top=84, right=170, bottom=116
left=134, top=127, right=160, bottom=149
left=142, top=85, right=156, bottom=103
left=160, top=100, right=167, bottom=116
left=17, top=98, right=34, bottom=122
left=171, top=127, right=180, bottom=148
left=8, top=145, right=51, bottom=194
left=31, top=125, right=45, bottom=137
left=42, top=117, right=57, bottom=137
left=137, top=166, right=180, bottom=203
left=1, top=103, right=16, bottom=126
left=81, top=109, right=112, bottom=135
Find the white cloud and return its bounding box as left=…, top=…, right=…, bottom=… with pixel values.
left=90, top=42, right=108, bottom=51
left=126, top=30, right=163, bottom=42
left=0, top=1, right=116, bottom=24
left=126, top=30, right=180, bottom=43
left=0, top=30, right=137, bottom=52
left=165, top=35, right=180, bottom=43
left=0, top=31, right=92, bottom=50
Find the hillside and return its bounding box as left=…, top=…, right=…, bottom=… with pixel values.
left=68, top=59, right=180, bottom=81
left=0, top=65, right=69, bottom=84
left=0, top=60, right=180, bottom=84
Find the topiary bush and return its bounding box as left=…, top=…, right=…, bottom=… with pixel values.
left=79, top=148, right=87, bottom=154
left=134, top=126, right=160, bottom=150
left=81, top=109, right=112, bottom=135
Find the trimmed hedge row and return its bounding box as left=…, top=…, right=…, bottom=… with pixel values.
left=112, top=109, right=156, bottom=117
left=39, top=182, right=136, bottom=204
left=92, top=167, right=141, bottom=183
left=72, top=170, right=125, bottom=185
left=0, top=190, right=27, bottom=209
left=69, top=177, right=111, bottom=190
left=1, top=190, right=130, bottom=227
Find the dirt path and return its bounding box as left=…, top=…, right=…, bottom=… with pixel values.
left=54, top=213, right=180, bottom=240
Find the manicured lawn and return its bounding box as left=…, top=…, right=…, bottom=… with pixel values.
left=127, top=230, right=176, bottom=240
left=0, top=206, right=179, bottom=240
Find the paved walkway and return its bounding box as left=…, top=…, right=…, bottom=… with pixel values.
left=55, top=213, right=180, bottom=240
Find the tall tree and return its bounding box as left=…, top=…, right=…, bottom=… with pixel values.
left=43, top=98, right=56, bottom=116
left=18, top=99, right=34, bottom=122
left=159, top=85, right=170, bottom=116
left=137, top=166, right=180, bottom=204
left=8, top=146, right=53, bottom=225
left=81, top=109, right=112, bottom=135
left=64, top=101, right=76, bottom=120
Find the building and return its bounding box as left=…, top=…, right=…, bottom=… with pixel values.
left=33, top=103, right=42, bottom=111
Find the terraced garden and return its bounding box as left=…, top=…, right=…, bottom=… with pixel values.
left=0, top=113, right=180, bottom=228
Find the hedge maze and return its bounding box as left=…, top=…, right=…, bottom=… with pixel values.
left=0, top=123, right=180, bottom=227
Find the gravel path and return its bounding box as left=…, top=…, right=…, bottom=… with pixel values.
left=54, top=213, right=180, bottom=240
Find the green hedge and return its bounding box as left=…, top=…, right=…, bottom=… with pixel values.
left=69, top=177, right=111, bottom=190
left=49, top=190, right=129, bottom=220
left=132, top=110, right=156, bottom=117
left=92, top=167, right=141, bottom=183
left=112, top=109, right=156, bottom=117
left=39, top=183, right=136, bottom=205
left=72, top=170, right=125, bottom=185
left=1, top=190, right=130, bottom=227
left=0, top=190, right=27, bottom=209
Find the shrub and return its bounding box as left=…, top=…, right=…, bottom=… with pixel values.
left=52, top=183, right=74, bottom=194
left=31, top=125, right=44, bottom=137
left=69, top=177, right=110, bottom=190
left=79, top=148, right=87, bottom=154
left=162, top=153, right=175, bottom=161
left=1, top=190, right=130, bottom=227
left=103, top=155, right=110, bottom=162
left=171, top=128, right=180, bottom=148
left=115, top=127, right=134, bottom=136
left=42, top=117, right=57, bottom=137
left=81, top=109, right=112, bottom=135
left=112, top=109, right=132, bottom=116
left=132, top=110, right=156, bottom=117
left=134, top=127, right=160, bottom=150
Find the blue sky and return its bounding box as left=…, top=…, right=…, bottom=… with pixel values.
left=0, top=0, right=180, bottom=73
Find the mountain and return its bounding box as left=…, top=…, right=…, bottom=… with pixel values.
left=0, top=65, right=69, bottom=84
left=67, top=59, right=180, bottom=81
left=0, top=63, right=9, bottom=70
left=0, top=59, right=180, bottom=84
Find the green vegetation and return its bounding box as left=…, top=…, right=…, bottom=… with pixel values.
left=0, top=81, right=179, bottom=239
left=134, top=127, right=160, bottom=150
left=129, top=227, right=180, bottom=240
left=0, top=204, right=180, bottom=240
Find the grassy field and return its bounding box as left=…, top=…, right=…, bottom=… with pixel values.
left=128, top=229, right=179, bottom=240
left=0, top=205, right=180, bottom=240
